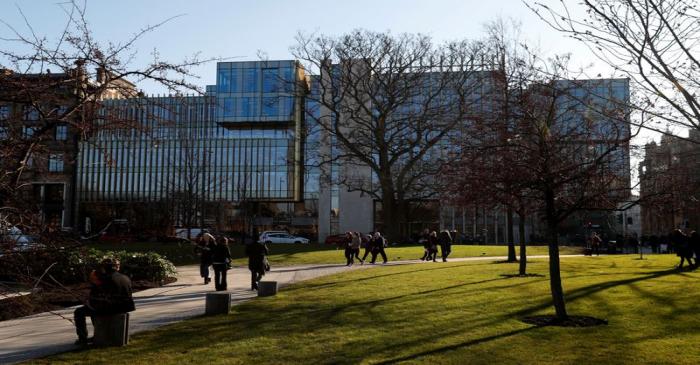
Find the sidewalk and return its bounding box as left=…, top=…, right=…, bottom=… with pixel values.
left=0, top=254, right=577, bottom=364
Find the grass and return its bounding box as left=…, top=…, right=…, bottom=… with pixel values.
left=37, top=254, right=700, bottom=364
left=89, top=242, right=582, bottom=266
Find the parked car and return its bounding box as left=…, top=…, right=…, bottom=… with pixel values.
left=1, top=226, right=40, bottom=256
left=324, top=234, right=348, bottom=247
left=262, top=233, right=309, bottom=244
left=259, top=231, right=289, bottom=242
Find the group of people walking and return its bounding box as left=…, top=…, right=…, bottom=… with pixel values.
left=343, top=231, right=388, bottom=266
left=194, top=231, right=270, bottom=291
left=419, top=229, right=454, bottom=262
left=670, top=229, right=700, bottom=270
left=341, top=229, right=456, bottom=265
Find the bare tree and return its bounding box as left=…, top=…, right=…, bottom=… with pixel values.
left=528, top=0, right=700, bottom=136
left=292, top=30, right=489, bottom=241
left=0, top=0, right=213, bottom=309
left=453, top=48, right=632, bottom=319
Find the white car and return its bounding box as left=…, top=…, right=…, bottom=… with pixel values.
left=259, top=231, right=289, bottom=242
left=262, top=233, right=309, bottom=244
left=1, top=226, right=39, bottom=256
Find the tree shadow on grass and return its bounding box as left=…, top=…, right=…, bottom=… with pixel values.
left=374, top=326, right=538, bottom=364
left=515, top=268, right=682, bottom=317
left=294, top=261, right=498, bottom=291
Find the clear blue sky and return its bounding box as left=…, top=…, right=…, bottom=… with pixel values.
left=1, top=0, right=603, bottom=92
left=1, top=0, right=660, bottom=160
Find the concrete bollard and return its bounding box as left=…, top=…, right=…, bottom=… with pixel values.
left=93, top=313, right=130, bottom=347
left=258, top=281, right=278, bottom=297
left=205, top=292, right=231, bottom=315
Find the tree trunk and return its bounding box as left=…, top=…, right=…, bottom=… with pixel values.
left=381, top=189, right=401, bottom=243
left=545, top=189, right=567, bottom=320
left=518, top=211, right=527, bottom=275
left=507, top=207, right=517, bottom=262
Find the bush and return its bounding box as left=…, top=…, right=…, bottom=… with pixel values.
left=0, top=246, right=175, bottom=287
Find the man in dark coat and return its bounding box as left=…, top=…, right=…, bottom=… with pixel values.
left=690, top=231, right=700, bottom=268
left=370, top=232, right=388, bottom=264
left=194, top=233, right=215, bottom=284
left=74, top=258, right=135, bottom=346
left=670, top=229, right=693, bottom=269
left=439, top=230, right=453, bottom=262
left=211, top=237, right=232, bottom=291
left=246, top=240, right=269, bottom=290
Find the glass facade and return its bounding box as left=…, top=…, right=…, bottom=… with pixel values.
left=215, top=61, right=297, bottom=123
left=78, top=96, right=299, bottom=202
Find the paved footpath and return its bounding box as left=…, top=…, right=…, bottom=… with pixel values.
left=0, top=254, right=579, bottom=364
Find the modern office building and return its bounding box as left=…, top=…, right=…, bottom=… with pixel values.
left=76, top=60, right=315, bottom=238
left=72, top=59, right=631, bottom=243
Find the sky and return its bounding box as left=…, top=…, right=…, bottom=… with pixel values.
left=0, top=0, right=662, bottom=178
left=0, top=0, right=607, bottom=91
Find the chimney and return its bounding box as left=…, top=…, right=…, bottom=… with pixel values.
left=96, top=66, right=107, bottom=84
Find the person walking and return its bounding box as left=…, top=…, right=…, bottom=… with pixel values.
left=350, top=231, right=363, bottom=265
left=689, top=230, right=700, bottom=268
left=419, top=229, right=430, bottom=261
left=246, top=239, right=270, bottom=290
left=211, top=236, right=232, bottom=291
left=344, top=231, right=354, bottom=266
left=427, top=231, right=439, bottom=262
left=439, top=230, right=453, bottom=262
left=73, top=258, right=135, bottom=346
left=670, top=229, right=692, bottom=269
left=590, top=232, right=602, bottom=256
left=370, top=232, right=388, bottom=264
left=194, top=236, right=214, bottom=285
left=361, top=233, right=373, bottom=262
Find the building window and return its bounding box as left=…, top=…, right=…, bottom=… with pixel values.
left=23, top=106, right=40, bottom=121
left=0, top=126, right=7, bottom=140
left=218, top=68, right=231, bottom=93
left=263, top=97, right=278, bottom=117
left=262, top=68, right=279, bottom=93
left=48, top=154, right=64, bottom=172
left=23, top=126, right=36, bottom=139
left=223, top=98, right=235, bottom=117
left=0, top=105, right=9, bottom=120
left=243, top=68, right=259, bottom=93
left=240, top=97, right=257, bottom=118
left=55, top=125, right=68, bottom=141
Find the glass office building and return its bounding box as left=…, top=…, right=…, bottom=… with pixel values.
left=76, top=60, right=313, bottom=237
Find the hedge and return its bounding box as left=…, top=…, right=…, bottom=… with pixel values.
left=0, top=246, right=176, bottom=286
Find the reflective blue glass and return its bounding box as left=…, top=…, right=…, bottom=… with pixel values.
left=263, top=68, right=279, bottom=93
left=243, top=68, right=259, bottom=93
left=218, top=69, right=231, bottom=92
left=223, top=98, right=235, bottom=117
left=263, top=96, right=278, bottom=117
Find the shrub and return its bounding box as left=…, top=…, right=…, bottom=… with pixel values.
left=0, top=246, right=175, bottom=287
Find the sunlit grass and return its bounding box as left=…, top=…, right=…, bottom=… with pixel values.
left=38, top=254, right=699, bottom=364
left=92, top=241, right=581, bottom=266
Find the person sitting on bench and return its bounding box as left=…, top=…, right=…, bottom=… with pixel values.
left=74, top=258, right=135, bottom=346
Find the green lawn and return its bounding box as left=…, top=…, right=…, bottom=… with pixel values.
left=37, top=254, right=699, bottom=364
left=90, top=242, right=581, bottom=266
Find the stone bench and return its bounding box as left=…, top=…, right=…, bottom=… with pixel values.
left=258, top=281, right=278, bottom=297
left=93, top=313, right=130, bottom=347
left=205, top=292, right=231, bottom=315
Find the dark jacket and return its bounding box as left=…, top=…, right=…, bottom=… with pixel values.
left=89, top=271, right=135, bottom=315
left=371, top=237, right=386, bottom=252
left=246, top=242, right=269, bottom=273
left=211, top=244, right=232, bottom=265
left=195, top=242, right=214, bottom=263
left=439, top=231, right=452, bottom=246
